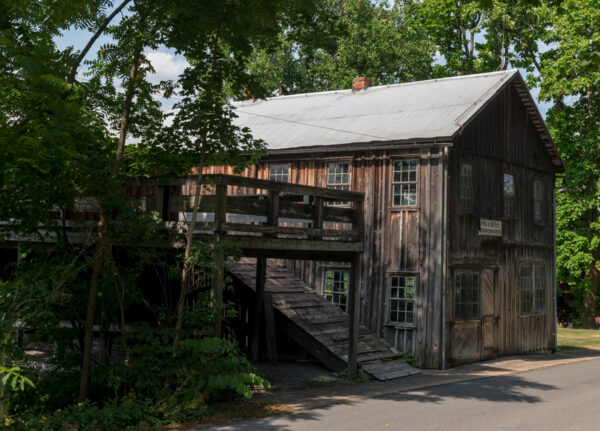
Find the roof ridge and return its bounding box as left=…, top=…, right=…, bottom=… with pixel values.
left=232, top=70, right=519, bottom=106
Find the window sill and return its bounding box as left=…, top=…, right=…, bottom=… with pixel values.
left=384, top=323, right=416, bottom=329
left=389, top=206, right=419, bottom=212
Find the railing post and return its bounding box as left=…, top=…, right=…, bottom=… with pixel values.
left=312, top=196, right=323, bottom=240
left=353, top=199, right=364, bottom=241
left=213, top=182, right=227, bottom=338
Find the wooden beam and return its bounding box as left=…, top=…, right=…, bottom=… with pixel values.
left=347, top=252, right=362, bottom=378
left=252, top=256, right=267, bottom=362
left=263, top=291, right=278, bottom=363
left=213, top=184, right=227, bottom=338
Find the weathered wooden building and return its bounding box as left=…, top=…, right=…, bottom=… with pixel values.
left=219, top=70, right=565, bottom=369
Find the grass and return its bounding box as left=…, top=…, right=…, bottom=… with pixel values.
left=557, top=327, right=600, bottom=350
left=169, top=401, right=296, bottom=430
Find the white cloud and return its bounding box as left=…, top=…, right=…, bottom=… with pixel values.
left=146, top=50, right=190, bottom=83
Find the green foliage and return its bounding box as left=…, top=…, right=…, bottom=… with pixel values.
left=0, top=367, right=34, bottom=392
left=5, top=397, right=162, bottom=431
left=246, top=0, right=435, bottom=95
left=538, top=0, right=600, bottom=326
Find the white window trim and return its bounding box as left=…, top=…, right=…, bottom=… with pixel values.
left=520, top=263, right=546, bottom=316
left=391, top=159, right=419, bottom=208
left=385, top=273, right=418, bottom=328
left=326, top=161, right=352, bottom=207
left=269, top=163, right=291, bottom=183
left=454, top=270, right=481, bottom=321
left=459, top=162, right=474, bottom=212
left=533, top=178, right=545, bottom=225
left=503, top=172, right=515, bottom=219
left=324, top=268, right=350, bottom=313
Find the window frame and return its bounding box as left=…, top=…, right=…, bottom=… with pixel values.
left=520, top=263, right=546, bottom=316
left=385, top=273, right=418, bottom=328
left=324, top=268, right=349, bottom=312
left=391, top=159, right=419, bottom=208
left=533, top=178, right=545, bottom=225
left=458, top=162, right=474, bottom=212
left=454, top=270, right=480, bottom=321
left=326, top=161, right=352, bottom=206
left=269, top=163, right=290, bottom=183
left=503, top=172, right=515, bottom=219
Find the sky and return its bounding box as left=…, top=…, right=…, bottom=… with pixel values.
left=54, top=5, right=550, bottom=117
left=55, top=22, right=190, bottom=111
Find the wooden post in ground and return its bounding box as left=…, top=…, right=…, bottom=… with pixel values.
left=263, top=291, right=278, bottom=363
left=213, top=183, right=227, bottom=338
left=348, top=252, right=362, bottom=378
left=252, top=256, right=266, bottom=361
left=348, top=198, right=364, bottom=378
left=251, top=189, right=279, bottom=361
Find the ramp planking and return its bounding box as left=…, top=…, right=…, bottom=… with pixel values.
left=231, top=259, right=420, bottom=381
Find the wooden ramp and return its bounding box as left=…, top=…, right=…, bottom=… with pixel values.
left=231, top=260, right=420, bottom=381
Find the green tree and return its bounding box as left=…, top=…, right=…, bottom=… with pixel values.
left=420, top=0, right=550, bottom=77
left=538, top=0, right=600, bottom=328
left=246, top=0, right=435, bottom=95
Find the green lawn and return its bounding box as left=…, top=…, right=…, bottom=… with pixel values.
left=557, top=327, right=600, bottom=350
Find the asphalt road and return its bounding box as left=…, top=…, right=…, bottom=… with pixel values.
left=210, top=357, right=600, bottom=431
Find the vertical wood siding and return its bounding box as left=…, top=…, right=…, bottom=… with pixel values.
left=447, top=82, right=557, bottom=365
left=207, top=147, right=445, bottom=368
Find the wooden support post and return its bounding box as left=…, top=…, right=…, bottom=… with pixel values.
left=348, top=252, right=362, bottom=378
left=213, top=183, right=227, bottom=338
left=312, top=196, right=323, bottom=240
left=251, top=190, right=278, bottom=361
left=252, top=256, right=266, bottom=361
left=263, top=291, right=278, bottom=363
left=160, top=185, right=170, bottom=221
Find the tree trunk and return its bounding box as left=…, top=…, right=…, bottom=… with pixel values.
left=582, top=263, right=598, bottom=328
left=172, top=27, right=222, bottom=351
left=78, top=37, right=145, bottom=402
left=78, top=215, right=105, bottom=401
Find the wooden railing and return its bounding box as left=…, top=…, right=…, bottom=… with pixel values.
left=4, top=175, right=364, bottom=255
left=156, top=174, right=365, bottom=245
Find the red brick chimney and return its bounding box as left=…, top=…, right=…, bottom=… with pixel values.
left=352, top=77, right=372, bottom=91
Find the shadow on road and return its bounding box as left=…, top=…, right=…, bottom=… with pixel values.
left=376, top=372, right=558, bottom=405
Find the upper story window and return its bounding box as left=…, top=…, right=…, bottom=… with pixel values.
left=520, top=264, right=545, bottom=315
left=459, top=163, right=473, bottom=211
left=388, top=275, right=416, bottom=325
left=533, top=179, right=544, bottom=224
left=504, top=173, right=515, bottom=218
left=325, top=269, right=348, bottom=312
left=327, top=162, right=351, bottom=206
left=455, top=271, right=479, bottom=320
left=392, top=160, right=418, bottom=206
left=269, top=164, right=289, bottom=182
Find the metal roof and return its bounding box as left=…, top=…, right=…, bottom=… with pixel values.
left=232, top=70, right=518, bottom=149
left=231, top=70, right=564, bottom=171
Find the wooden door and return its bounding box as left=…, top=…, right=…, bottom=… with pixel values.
left=448, top=270, right=481, bottom=366
left=481, top=268, right=499, bottom=360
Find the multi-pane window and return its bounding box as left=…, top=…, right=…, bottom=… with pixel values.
left=392, top=160, right=418, bottom=206
left=269, top=164, right=289, bottom=182
left=521, top=264, right=545, bottom=315
left=455, top=271, right=480, bottom=320
left=504, top=173, right=515, bottom=218
left=388, top=275, right=416, bottom=324
left=327, top=162, right=351, bottom=205
left=459, top=164, right=473, bottom=211
left=325, top=270, right=348, bottom=312
left=533, top=179, right=544, bottom=223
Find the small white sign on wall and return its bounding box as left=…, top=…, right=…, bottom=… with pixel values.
left=479, top=219, right=502, bottom=237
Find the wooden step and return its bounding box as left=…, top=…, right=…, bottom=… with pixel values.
left=230, top=260, right=421, bottom=380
